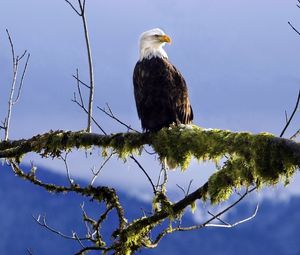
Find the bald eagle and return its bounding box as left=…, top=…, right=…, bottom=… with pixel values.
left=133, top=28, right=193, bottom=132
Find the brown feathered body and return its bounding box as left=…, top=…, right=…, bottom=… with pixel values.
left=133, top=56, right=193, bottom=132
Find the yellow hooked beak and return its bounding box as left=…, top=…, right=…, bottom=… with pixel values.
left=159, top=34, right=172, bottom=44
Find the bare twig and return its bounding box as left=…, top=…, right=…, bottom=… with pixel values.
left=285, top=110, right=288, bottom=124
left=33, top=214, right=89, bottom=241
left=288, top=21, right=300, bottom=37
left=207, top=210, right=230, bottom=226
left=130, top=155, right=156, bottom=194
left=65, top=0, right=94, bottom=133
left=80, top=1, right=94, bottom=133
left=75, top=69, right=85, bottom=107
left=72, top=72, right=90, bottom=89
left=81, top=0, right=87, bottom=13
left=4, top=29, right=30, bottom=141
left=176, top=184, right=186, bottom=197
left=64, top=0, right=81, bottom=16
left=205, top=203, right=259, bottom=228
left=177, top=180, right=194, bottom=197
left=155, top=164, right=168, bottom=193
left=290, top=129, right=300, bottom=140
left=14, top=53, right=30, bottom=104
left=6, top=29, right=15, bottom=62
left=72, top=96, right=106, bottom=135
left=151, top=187, right=257, bottom=246
left=4, top=29, right=18, bottom=141
left=98, top=104, right=140, bottom=133
left=9, top=159, right=126, bottom=229
left=73, top=232, right=86, bottom=249
left=60, top=152, right=74, bottom=186
left=143, top=147, right=156, bottom=155
left=186, top=180, right=193, bottom=195
left=75, top=246, right=110, bottom=255
left=80, top=203, right=93, bottom=238
left=280, top=89, right=300, bottom=137
left=181, top=187, right=257, bottom=230
left=72, top=68, right=106, bottom=134
left=90, top=151, right=114, bottom=185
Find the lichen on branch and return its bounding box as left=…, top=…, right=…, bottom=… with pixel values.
left=152, top=125, right=300, bottom=203
left=0, top=125, right=299, bottom=204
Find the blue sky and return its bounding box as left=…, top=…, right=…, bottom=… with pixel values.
left=1, top=0, right=300, bottom=198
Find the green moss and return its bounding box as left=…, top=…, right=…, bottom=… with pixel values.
left=152, top=192, right=174, bottom=216
left=116, top=217, right=155, bottom=255
left=150, top=126, right=300, bottom=203
left=5, top=127, right=300, bottom=253
left=9, top=127, right=299, bottom=206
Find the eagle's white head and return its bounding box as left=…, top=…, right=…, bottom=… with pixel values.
left=139, top=28, right=171, bottom=61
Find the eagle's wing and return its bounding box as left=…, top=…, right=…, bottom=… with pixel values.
left=165, top=60, right=193, bottom=125
left=133, top=58, right=193, bottom=132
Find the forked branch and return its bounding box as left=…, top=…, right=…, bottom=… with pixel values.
left=65, top=0, right=94, bottom=133
left=280, top=89, right=300, bottom=137
left=3, top=29, right=30, bottom=141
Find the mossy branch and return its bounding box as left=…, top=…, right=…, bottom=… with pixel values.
left=2, top=125, right=300, bottom=253
left=10, top=161, right=127, bottom=232
left=1, top=125, right=300, bottom=204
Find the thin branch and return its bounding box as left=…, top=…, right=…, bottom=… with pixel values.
left=11, top=158, right=126, bottom=233
left=4, top=29, right=17, bottom=141
left=3, top=30, right=30, bottom=140
left=33, top=214, right=89, bottom=241
left=75, top=246, right=110, bottom=255
left=72, top=68, right=106, bottom=134
left=80, top=203, right=93, bottom=238
left=6, top=29, right=15, bottom=63
left=207, top=210, right=231, bottom=226
left=18, top=50, right=28, bottom=61
left=14, top=53, right=30, bottom=104
left=143, top=147, right=157, bottom=155
left=205, top=203, right=259, bottom=228
left=82, top=0, right=87, bottom=13
left=65, top=0, right=94, bottom=132
left=280, top=89, right=300, bottom=137
left=97, top=205, right=114, bottom=227
left=151, top=187, right=257, bottom=246
left=179, top=187, right=257, bottom=231
left=290, top=128, right=300, bottom=140
left=186, top=180, right=193, bottom=195
left=176, top=184, right=186, bottom=197
left=98, top=104, right=140, bottom=133
left=156, top=167, right=164, bottom=190
left=72, top=73, right=90, bottom=89
left=80, top=2, right=94, bottom=133
left=288, top=21, right=300, bottom=37
left=130, top=155, right=156, bottom=194
left=90, top=151, right=114, bottom=185
left=9, top=160, right=126, bottom=224
left=72, top=97, right=107, bottom=135
left=177, top=180, right=194, bottom=197
left=60, top=152, right=74, bottom=186
left=73, top=232, right=86, bottom=249
left=75, top=69, right=85, bottom=107
left=64, top=0, right=81, bottom=16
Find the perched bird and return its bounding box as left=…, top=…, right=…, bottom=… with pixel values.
left=133, top=28, right=193, bottom=132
